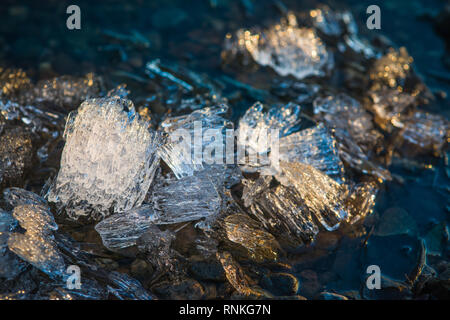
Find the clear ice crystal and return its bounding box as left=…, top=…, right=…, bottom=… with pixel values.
left=313, top=94, right=390, bottom=180
left=279, top=123, right=345, bottom=183
left=242, top=175, right=319, bottom=247
left=237, top=102, right=301, bottom=172
left=275, top=161, right=348, bottom=231
left=158, top=104, right=233, bottom=178
left=227, top=14, right=332, bottom=79
left=151, top=168, right=222, bottom=225
left=95, top=205, right=158, bottom=250
left=400, top=112, right=449, bottom=156
left=47, top=97, right=161, bottom=220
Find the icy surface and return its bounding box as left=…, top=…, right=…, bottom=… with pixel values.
left=47, top=97, right=161, bottom=220
left=159, top=104, right=232, bottom=178
left=225, top=14, right=332, bottom=79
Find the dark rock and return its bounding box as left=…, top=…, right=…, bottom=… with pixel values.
left=189, top=260, right=226, bottom=282
left=260, top=272, right=299, bottom=296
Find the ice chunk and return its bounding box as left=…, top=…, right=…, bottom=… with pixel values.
left=151, top=168, right=222, bottom=225
left=279, top=124, right=345, bottom=183
left=276, top=161, right=348, bottom=231
left=313, top=94, right=382, bottom=149
left=242, top=175, right=319, bottom=247
left=3, top=187, right=47, bottom=207
left=159, top=104, right=233, bottom=178
left=345, top=181, right=378, bottom=224
left=368, top=88, right=416, bottom=132
left=224, top=14, right=332, bottom=79
left=95, top=205, right=157, bottom=250
left=0, top=68, right=31, bottom=100
left=7, top=203, right=65, bottom=278
left=237, top=102, right=301, bottom=172
left=47, top=97, right=162, bottom=220
left=399, top=112, right=449, bottom=157
left=313, top=94, right=390, bottom=180
left=224, top=213, right=281, bottom=262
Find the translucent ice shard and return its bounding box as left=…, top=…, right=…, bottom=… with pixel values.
left=0, top=209, right=26, bottom=280
left=237, top=102, right=301, bottom=172
left=399, top=112, right=449, bottom=157
left=368, top=88, right=416, bottom=132
left=275, top=161, right=348, bottom=231
left=242, top=175, right=319, bottom=247
left=279, top=124, right=345, bottom=183
left=345, top=181, right=378, bottom=224
left=95, top=205, right=157, bottom=250
left=151, top=168, right=222, bottom=225
left=159, top=104, right=233, bottom=178
left=47, top=97, right=162, bottom=220
left=7, top=203, right=65, bottom=279
left=224, top=14, right=332, bottom=79
left=224, top=213, right=281, bottom=262
left=313, top=94, right=390, bottom=180
left=313, top=94, right=382, bottom=149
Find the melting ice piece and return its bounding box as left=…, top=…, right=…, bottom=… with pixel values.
left=242, top=175, right=319, bottom=247
left=95, top=205, right=157, bottom=250
left=7, top=203, right=65, bottom=278
left=0, top=209, right=26, bottom=280
left=400, top=112, right=449, bottom=157
left=313, top=94, right=382, bottom=149
left=313, top=94, right=390, bottom=180
left=225, top=14, right=332, bottom=79
left=345, top=181, right=378, bottom=224
left=224, top=213, right=281, bottom=262
left=279, top=123, right=345, bottom=183
left=368, top=88, right=416, bottom=132
left=151, top=167, right=222, bottom=225
left=276, top=161, right=348, bottom=231
left=159, top=104, right=233, bottom=179
left=47, top=97, right=161, bottom=220
left=237, top=102, right=301, bottom=172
